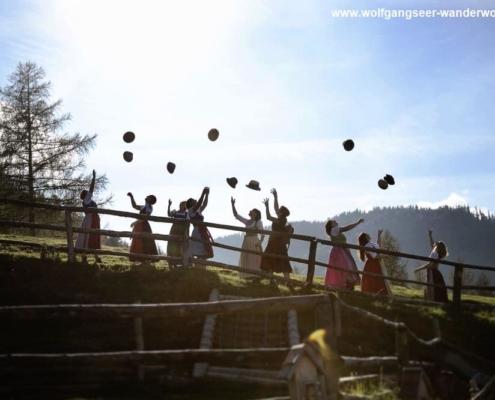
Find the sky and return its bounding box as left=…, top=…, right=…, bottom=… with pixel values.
left=0, top=0, right=495, bottom=239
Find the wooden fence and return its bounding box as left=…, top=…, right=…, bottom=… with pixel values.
left=1, top=197, right=495, bottom=308
left=0, top=294, right=494, bottom=399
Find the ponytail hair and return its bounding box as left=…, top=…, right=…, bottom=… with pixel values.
left=357, top=232, right=369, bottom=262
left=435, top=241, right=449, bottom=259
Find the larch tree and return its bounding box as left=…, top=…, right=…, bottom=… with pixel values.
left=0, top=61, right=111, bottom=235
left=380, top=229, right=409, bottom=286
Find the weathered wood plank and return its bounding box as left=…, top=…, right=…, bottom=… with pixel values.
left=0, top=294, right=329, bottom=319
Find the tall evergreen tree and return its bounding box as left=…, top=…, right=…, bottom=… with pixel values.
left=0, top=62, right=111, bottom=234
left=380, top=229, right=409, bottom=286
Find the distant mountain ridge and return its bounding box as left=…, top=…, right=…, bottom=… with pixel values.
left=213, top=205, right=495, bottom=280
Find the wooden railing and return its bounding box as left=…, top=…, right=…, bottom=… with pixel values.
left=1, top=198, right=495, bottom=308
left=0, top=294, right=493, bottom=399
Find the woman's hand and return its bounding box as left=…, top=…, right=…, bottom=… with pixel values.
left=92, top=170, right=96, bottom=177
left=127, top=192, right=133, bottom=197
left=428, top=228, right=433, bottom=235
left=270, top=188, right=277, bottom=197
left=262, top=198, right=269, bottom=206
left=231, top=197, right=235, bottom=205
left=168, top=199, right=172, bottom=206
left=358, top=218, right=365, bottom=224
left=203, top=187, right=210, bottom=195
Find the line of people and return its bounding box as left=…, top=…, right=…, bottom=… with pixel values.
left=324, top=217, right=449, bottom=302
left=74, top=173, right=448, bottom=301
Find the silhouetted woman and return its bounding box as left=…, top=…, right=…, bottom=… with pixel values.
left=75, top=169, right=102, bottom=264
left=413, top=228, right=449, bottom=303
left=358, top=229, right=392, bottom=296
left=260, top=189, right=292, bottom=281
left=128, top=192, right=158, bottom=265
left=324, top=218, right=364, bottom=290
left=167, top=199, right=189, bottom=268
left=187, top=187, right=214, bottom=268
left=231, top=197, right=265, bottom=278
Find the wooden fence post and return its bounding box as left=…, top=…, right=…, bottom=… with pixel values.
left=182, top=221, right=190, bottom=268
left=306, top=239, right=318, bottom=285
left=453, top=265, right=464, bottom=308
left=193, top=288, right=219, bottom=378
left=64, top=210, right=75, bottom=263
left=134, top=300, right=145, bottom=381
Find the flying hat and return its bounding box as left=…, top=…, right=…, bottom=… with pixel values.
left=167, top=162, right=176, bottom=174
left=384, top=174, right=395, bottom=185
left=342, top=139, right=355, bottom=151
left=226, top=177, right=238, bottom=188
left=246, top=180, right=261, bottom=191
left=123, top=131, right=135, bottom=143
left=378, top=179, right=388, bottom=190
left=123, top=151, right=133, bottom=162
left=208, top=128, right=219, bottom=141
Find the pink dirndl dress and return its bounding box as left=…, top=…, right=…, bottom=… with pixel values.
left=324, top=229, right=360, bottom=289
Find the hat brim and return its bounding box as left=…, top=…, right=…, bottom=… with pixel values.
left=246, top=185, right=261, bottom=191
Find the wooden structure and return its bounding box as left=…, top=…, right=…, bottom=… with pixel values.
left=0, top=293, right=494, bottom=398
left=279, top=342, right=333, bottom=400
left=194, top=290, right=300, bottom=384
left=398, top=367, right=434, bottom=399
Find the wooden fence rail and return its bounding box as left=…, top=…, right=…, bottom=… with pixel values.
left=1, top=293, right=493, bottom=398
left=1, top=197, right=495, bottom=307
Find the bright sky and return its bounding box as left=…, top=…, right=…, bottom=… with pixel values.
left=1, top=0, right=495, bottom=238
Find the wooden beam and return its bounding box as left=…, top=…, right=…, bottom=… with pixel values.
left=0, top=294, right=329, bottom=319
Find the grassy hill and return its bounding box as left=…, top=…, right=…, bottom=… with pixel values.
left=1, top=233, right=495, bottom=399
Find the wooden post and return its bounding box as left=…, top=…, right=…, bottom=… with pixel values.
left=306, top=239, right=318, bottom=285
left=193, top=288, right=219, bottom=378
left=65, top=210, right=75, bottom=263
left=182, top=220, right=190, bottom=268
left=134, top=300, right=145, bottom=381
left=453, top=265, right=463, bottom=308
left=396, top=325, right=409, bottom=367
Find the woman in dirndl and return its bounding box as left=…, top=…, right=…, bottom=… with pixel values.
left=187, top=187, right=214, bottom=268
left=167, top=199, right=189, bottom=268
left=260, top=189, right=292, bottom=281
left=127, top=192, right=158, bottom=265
left=358, top=229, right=392, bottom=296
left=75, top=169, right=102, bottom=264
left=231, top=197, right=265, bottom=278
left=413, top=229, right=449, bottom=303
left=324, top=218, right=364, bottom=290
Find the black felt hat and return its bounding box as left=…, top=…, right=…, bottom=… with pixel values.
left=167, top=162, right=176, bottom=174
left=208, top=128, right=219, bottom=141
left=378, top=179, right=388, bottom=190
left=123, top=131, right=135, bottom=143
left=246, top=180, right=261, bottom=191
left=123, top=151, right=133, bottom=162
left=384, top=174, right=395, bottom=185
left=343, top=139, right=355, bottom=151
left=226, top=177, right=238, bottom=188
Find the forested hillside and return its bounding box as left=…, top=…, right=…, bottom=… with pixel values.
left=214, top=205, right=495, bottom=282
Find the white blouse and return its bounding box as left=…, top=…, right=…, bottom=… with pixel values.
left=139, top=204, right=153, bottom=215
left=236, top=214, right=263, bottom=230
left=82, top=191, right=93, bottom=206
left=365, top=242, right=380, bottom=259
